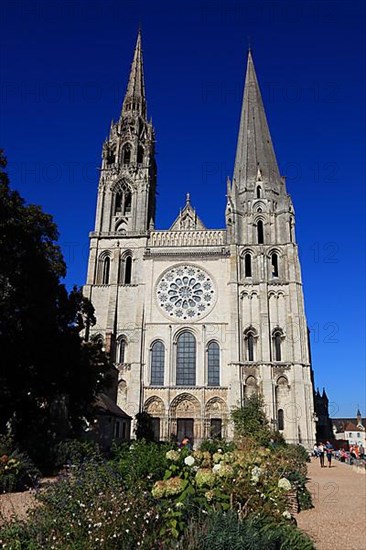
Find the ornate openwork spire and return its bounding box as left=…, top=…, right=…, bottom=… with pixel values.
left=233, top=51, right=281, bottom=190
left=121, top=30, right=146, bottom=118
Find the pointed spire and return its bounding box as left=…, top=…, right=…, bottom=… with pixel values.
left=233, top=51, right=281, bottom=190
left=122, top=30, right=146, bottom=118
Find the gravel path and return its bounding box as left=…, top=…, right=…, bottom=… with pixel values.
left=297, top=457, right=366, bottom=550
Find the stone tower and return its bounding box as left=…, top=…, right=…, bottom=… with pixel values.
left=84, top=35, right=316, bottom=449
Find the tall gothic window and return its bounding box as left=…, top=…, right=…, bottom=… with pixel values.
left=244, top=329, right=256, bottom=362
left=176, top=332, right=196, bottom=386
left=102, top=256, right=110, bottom=284
left=151, top=341, right=165, bottom=386
left=271, top=253, right=279, bottom=277
left=118, top=338, right=127, bottom=364
left=247, top=333, right=254, bottom=361
left=244, top=253, right=252, bottom=277
left=278, top=409, right=284, bottom=430
left=122, top=144, right=131, bottom=164
left=273, top=330, right=282, bottom=361
left=207, top=342, right=220, bottom=386
left=114, top=188, right=132, bottom=216
left=256, top=185, right=261, bottom=198
left=137, top=145, right=144, bottom=164
left=257, top=220, right=264, bottom=244
left=124, top=255, right=132, bottom=284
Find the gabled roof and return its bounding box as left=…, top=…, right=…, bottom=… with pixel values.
left=169, top=194, right=206, bottom=231
left=94, top=393, right=131, bottom=419
left=332, top=418, right=365, bottom=433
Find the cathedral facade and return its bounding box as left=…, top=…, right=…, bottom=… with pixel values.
left=84, top=32, right=317, bottom=448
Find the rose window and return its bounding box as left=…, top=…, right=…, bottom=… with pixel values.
left=156, top=265, right=216, bottom=320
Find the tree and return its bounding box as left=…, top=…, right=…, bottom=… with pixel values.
left=231, top=393, right=271, bottom=444
left=0, top=151, right=112, bottom=464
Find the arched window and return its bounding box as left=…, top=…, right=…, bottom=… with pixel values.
left=114, top=187, right=132, bottom=216
left=124, top=191, right=131, bottom=214
left=257, top=220, right=264, bottom=244
left=102, top=256, right=110, bottom=284
left=271, top=253, right=279, bottom=277
left=244, top=375, right=257, bottom=400
left=256, top=185, right=261, bottom=198
left=244, top=253, right=252, bottom=277
left=151, top=341, right=165, bottom=386
left=273, top=331, right=282, bottom=361
left=207, top=342, right=220, bottom=386
left=122, top=144, right=131, bottom=164
left=176, top=332, right=196, bottom=386
left=244, top=329, right=256, bottom=362
left=278, top=409, right=284, bottom=430
left=137, top=145, right=144, bottom=164
left=115, top=191, right=122, bottom=214
left=118, top=338, right=127, bottom=364
left=124, top=255, right=132, bottom=284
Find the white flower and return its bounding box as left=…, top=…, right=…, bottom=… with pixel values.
left=282, top=510, right=292, bottom=520
left=184, top=455, right=195, bottom=466
left=213, top=463, right=222, bottom=472
left=278, top=478, right=291, bottom=491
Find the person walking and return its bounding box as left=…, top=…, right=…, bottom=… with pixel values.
left=318, top=442, right=325, bottom=467
left=325, top=441, right=334, bottom=468
left=313, top=443, right=319, bottom=458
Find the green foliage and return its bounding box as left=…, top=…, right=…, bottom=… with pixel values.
left=53, top=439, right=103, bottom=470
left=199, top=439, right=235, bottom=454
left=231, top=393, right=271, bottom=444
left=0, top=435, right=40, bottom=492
left=0, top=459, right=163, bottom=549
left=0, top=151, right=113, bottom=469
left=186, top=511, right=315, bottom=550
left=111, top=439, right=173, bottom=488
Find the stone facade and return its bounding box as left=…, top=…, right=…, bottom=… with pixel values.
left=84, top=33, right=317, bottom=448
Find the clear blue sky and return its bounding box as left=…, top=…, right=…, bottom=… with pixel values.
left=1, top=1, right=365, bottom=417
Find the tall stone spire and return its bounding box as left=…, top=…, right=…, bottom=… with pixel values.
left=233, top=51, right=281, bottom=191
left=121, top=30, right=146, bottom=118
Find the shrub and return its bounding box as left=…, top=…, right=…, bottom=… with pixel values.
left=53, top=438, right=102, bottom=470
left=183, top=511, right=315, bottom=550
left=0, top=435, right=40, bottom=493
left=231, top=394, right=271, bottom=445
left=0, top=459, right=163, bottom=549
left=111, top=439, right=174, bottom=489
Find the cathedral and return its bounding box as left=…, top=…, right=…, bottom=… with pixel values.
left=83, top=32, right=317, bottom=449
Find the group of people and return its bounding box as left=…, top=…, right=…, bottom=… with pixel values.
left=313, top=441, right=334, bottom=468
left=349, top=443, right=365, bottom=460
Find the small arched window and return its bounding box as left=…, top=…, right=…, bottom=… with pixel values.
left=118, top=338, right=127, bottom=364
left=271, top=253, right=279, bottom=277
left=245, top=375, right=257, bottom=400
left=289, top=217, right=294, bottom=243
left=278, top=409, right=284, bottom=430
left=207, top=342, right=220, bottom=386
left=244, top=253, right=252, bottom=277
left=122, top=144, right=131, bottom=164
left=151, top=341, right=165, bottom=386
left=273, top=331, right=282, bottom=361
left=137, top=145, right=144, bottom=164
left=102, top=256, right=110, bottom=284
left=176, top=332, right=196, bottom=386
left=256, top=185, right=261, bottom=198
left=257, top=220, right=264, bottom=244
left=244, top=329, right=256, bottom=362
left=124, top=255, right=132, bottom=284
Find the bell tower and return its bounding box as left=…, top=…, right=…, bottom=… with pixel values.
left=94, top=30, right=156, bottom=236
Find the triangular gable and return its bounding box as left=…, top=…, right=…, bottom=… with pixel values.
left=169, top=194, right=206, bottom=231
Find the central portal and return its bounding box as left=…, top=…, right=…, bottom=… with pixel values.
left=177, top=418, right=194, bottom=444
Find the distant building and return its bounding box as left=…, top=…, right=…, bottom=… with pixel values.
left=333, top=409, right=366, bottom=448
left=83, top=32, right=317, bottom=448
left=88, top=393, right=131, bottom=449
left=314, top=388, right=333, bottom=442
